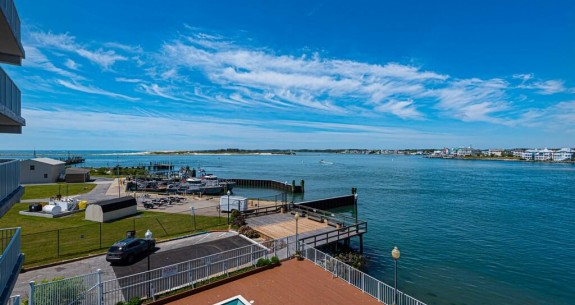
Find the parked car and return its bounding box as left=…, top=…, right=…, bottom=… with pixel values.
left=106, top=237, right=156, bottom=265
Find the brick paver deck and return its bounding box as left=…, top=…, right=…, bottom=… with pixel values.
left=167, top=259, right=383, bottom=305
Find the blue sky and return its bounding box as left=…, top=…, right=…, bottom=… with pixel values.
left=2, top=0, right=574, bottom=150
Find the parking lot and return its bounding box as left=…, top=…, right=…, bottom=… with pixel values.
left=12, top=232, right=255, bottom=298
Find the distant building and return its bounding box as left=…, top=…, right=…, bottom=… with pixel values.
left=552, top=148, right=573, bottom=161
left=489, top=149, right=504, bottom=157
left=512, top=149, right=525, bottom=158
left=456, top=147, right=481, bottom=157
left=20, top=158, right=66, bottom=184
left=66, top=168, right=91, bottom=183
left=534, top=148, right=553, bottom=161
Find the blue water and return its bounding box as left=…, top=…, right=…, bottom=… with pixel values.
left=3, top=151, right=574, bottom=305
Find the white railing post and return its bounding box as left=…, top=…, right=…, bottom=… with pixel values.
left=97, top=269, right=103, bottom=305
left=28, top=281, right=35, bottom=305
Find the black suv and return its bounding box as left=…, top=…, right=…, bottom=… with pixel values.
left=106, top=238, right=156, bottom=265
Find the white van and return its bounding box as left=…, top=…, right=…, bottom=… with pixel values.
left=219, top=195, right=248, bottom=212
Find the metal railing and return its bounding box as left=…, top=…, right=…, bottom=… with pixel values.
left=29, top=271, right=102, bottom=305
left=0, top=159, right=20, bottom=203
left=6, top=295, right=20, bottom=305
left=17, top=236, right=428, bottom=305
left=299, top=221, right=367, bottom=248
left=0, top=228, right=22, bottom=305
left=0, top=68, right=22, bottom=120
left=24, top=240, right=276, bottom=305
left=301, top=244, right=427, bottom=305
left=0, top=0, right=21, bottom=41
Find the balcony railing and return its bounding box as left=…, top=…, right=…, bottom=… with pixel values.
left=0, top=159, right=20, bottom=204
left=0, top=68, right=23, bottom=123
left=0, top=228, right=24, bottom=305
left=0, top=159, right=22, bottom=217
left=0, top=0, right=21, bottom=42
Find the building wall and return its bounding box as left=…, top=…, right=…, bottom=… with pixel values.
left=20, top=160, right=65, bottom=184
left=66, top=173, right=90, bottom=183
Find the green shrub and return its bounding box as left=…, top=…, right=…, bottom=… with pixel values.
left=270, top=256, right=280, bottom=264
left=256, top=258, right=272, bottom=267
left=230, top=212, right=246, bottom=230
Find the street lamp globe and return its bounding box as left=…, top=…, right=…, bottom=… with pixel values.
left=392, top=246, right=400, bottom=260
left=294, top=212, right=299, bottom=221
left=391, top=246, right=400, bottom=305
left=227, top=190, right=231, bottom=196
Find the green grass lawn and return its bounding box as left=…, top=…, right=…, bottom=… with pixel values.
left=21, top=183, right=97, bottom=200
left=1, top=202, right=228, bottom=267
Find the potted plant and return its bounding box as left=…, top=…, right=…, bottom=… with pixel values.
left=294, top=250, right=304, bottom=261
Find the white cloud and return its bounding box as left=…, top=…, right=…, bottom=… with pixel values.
left=104, top=42, right=144, bottom=53
left=57, top=80, right=140, bottom=101
left=23, top=46, right=80, bottom=79
left=19, top=108, right=453, bottom=149
left=374, top=99, right=424, bottom=119
left=64, top=59, right=80, bottom=70
left=115, top=77, right=143, bottom=83
left=28, top=31, right=76, bottom=51
left=435, top=78, right=510, bottom=123
left=27, top=30, right=128, bottom=70
left=138, top=83, right=186, bottom=101
left=530, top=80, right=566, bottom=95
left=155, top=36, right=448, bottom=119
left=75, top=48, right=127, bottom=70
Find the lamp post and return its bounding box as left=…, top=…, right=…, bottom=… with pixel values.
left=392, top=246, right=401, bottom=305
left=227, top=190, right=231, bottom=224
left=294, top=212, right=300, bottom=253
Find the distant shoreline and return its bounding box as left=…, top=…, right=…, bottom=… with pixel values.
left=426, top=156, right=575, bottom=164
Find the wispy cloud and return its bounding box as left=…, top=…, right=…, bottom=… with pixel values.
left=138, top=83, right=187, bottom=101
left=64, top=59, right=80, bottom=70
left=19, top=108, right=454, bottom=149
left=23, top=46, right=80, bottom=79
left=75, top=48, right=127, bottom=70
left=57, top=80, right=140, bottom=101
left=27, top=30, right=128, bottom=69
left=153, top=35, right=449, bottom=119
left=18, top=27, right=575, bottom=134
left=435, top=78, right=510, bottom=123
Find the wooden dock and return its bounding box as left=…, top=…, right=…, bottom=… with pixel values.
left=246, top=209, right=366, bottom=252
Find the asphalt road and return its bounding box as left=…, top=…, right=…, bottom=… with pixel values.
left=112, top=235, right=253, bottom=278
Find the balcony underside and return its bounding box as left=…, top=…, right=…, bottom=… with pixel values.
left=0, top=105, right=25, bottom=134
left=0, top=12, right=25, bottom=65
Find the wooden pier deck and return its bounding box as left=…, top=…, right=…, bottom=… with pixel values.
left=247, top=212, right=331, bottom=239
left=246, top=211, right=366, bottom=252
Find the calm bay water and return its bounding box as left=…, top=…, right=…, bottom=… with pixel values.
left=3, top=150, right=574, bottom=305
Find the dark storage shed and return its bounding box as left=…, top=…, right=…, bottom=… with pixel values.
left=65, top=168, right=91, bottom=183
left=85, top=196, right=137, bottom=222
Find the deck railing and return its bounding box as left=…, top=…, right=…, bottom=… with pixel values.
left=0, top=68, right=22, bottom=120
left=25, top=241, right=273, bottom=305
left=6, top=295, right=20, bottom=305
left=18, top=236, right=428, bottom=305
left=0, top=228, right=23, bottom=305
left=0, top=159, right=20, bottom=204
left=301, top=244, right=427, bottom=305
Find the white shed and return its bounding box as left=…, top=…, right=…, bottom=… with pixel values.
left=85, top=196, right=137, bottom=223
